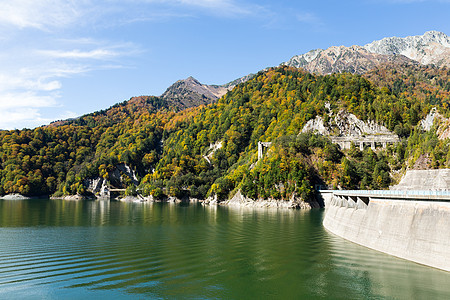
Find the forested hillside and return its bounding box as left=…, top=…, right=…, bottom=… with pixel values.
left=1, top=64, right=449, bottom=203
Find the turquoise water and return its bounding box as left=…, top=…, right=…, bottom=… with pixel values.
left=0, top=199, right=449, bottom=299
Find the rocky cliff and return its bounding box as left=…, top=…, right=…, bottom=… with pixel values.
left=420, top=108, right=450, bottom=140
left=283, top=31, right=449, bottom=74
left=302, top=108, right=393, bottom=137
left=160, top=76, right=229, bottom=109
left=284, top=46, right=415, bottom=75
left=364, top=31, right=450, bottom=67
left=161, top=74, right=253, bottom=109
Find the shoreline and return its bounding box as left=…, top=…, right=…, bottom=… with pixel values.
left=2, top=191, right=321, bottom=209
left=202, top=190, right=320, bottom=209
left=48, top=191, right=320, bottom=209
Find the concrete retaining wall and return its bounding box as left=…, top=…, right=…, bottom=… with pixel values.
left=323, top=196, right=450, bottom=272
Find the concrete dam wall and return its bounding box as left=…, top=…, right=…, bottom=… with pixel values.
left=323, top=195, right=450, bottom=272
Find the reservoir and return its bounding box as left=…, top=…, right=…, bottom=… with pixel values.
left=1, top=199, right=449, bottom=299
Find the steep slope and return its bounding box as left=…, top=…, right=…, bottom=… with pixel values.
left=364, top=31, right=450, bottom=67
left=283, top=45, right=416, bottom=74
left=160, top=75, right=254, bottom=110
left=160, top=76, right=229, bottom=109
left=49, top=74, right=254, bottom=128
left=1, top=62, right=449, bottom=201
left=283, top=31, right=449, bottom=74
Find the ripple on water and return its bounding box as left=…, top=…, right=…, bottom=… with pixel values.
left=1, top=201, right=450, bottom=299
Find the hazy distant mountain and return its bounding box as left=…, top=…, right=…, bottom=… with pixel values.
left=283, top=31, right=449, bottom=74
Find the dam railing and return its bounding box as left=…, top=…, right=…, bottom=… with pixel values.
left=330, top=189, right=450, bottom=201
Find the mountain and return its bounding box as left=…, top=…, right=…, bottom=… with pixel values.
left=364, top=31, right=450, bottom=67
left=160, top=75, right=254, bottom=110
left=160, top=76, right=229, bottom=109
left=2, top=63, right=449, bottom=201
left=283, top=45, right=415, bottom=75
left=2, top=31, right=449, bottom=203
left=49, top=74, right=254, bottom=127
left=51, top=31, right=449, bottom=128
left=283, top=31, right=449, bottom=74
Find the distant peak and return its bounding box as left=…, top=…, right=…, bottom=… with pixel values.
left=283, top=30, right=450, bottom=73
left=184, top=76, right=200, bottom=83
left=424, top=30, right=446, bottom=36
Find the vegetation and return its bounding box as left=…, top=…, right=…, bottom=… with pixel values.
left=0, top=64, right=449, bottom=202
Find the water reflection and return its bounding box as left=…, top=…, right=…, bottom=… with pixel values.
left=0, top=199, right=449, bottom=299
left=324, top=230, right=450, bottom=299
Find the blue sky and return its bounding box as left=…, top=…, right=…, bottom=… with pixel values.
left=0, top=0, right=449, bottom=130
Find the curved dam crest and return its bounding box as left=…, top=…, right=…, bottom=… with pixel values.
left=323, top=192, right=450, bottom=272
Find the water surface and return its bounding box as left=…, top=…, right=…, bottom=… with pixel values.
left=0, top=199, right=449, bottom=299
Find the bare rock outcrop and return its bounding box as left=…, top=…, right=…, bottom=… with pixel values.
left=364, top=31, right=450, bottom=68
left=420, top=108, right=450, bottom=140
left=283, top=31, right=449, bottom=75
left=302, top=109, right=393, bottom=137
left=84, top=177, right=109, bottom=198
left=217, top=190, right=318, bottom=209
left=283, top=45, right=415, bottom=75
left=0, top=194, right=30, bottom=200
left=391, top=169, right=450, bottom=191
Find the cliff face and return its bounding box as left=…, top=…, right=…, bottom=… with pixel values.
left=302, top=109, right=393, bottom=137
left=283, top=46, right=415, bottom=75
left=83, top=163, right=139, bottom=198
left=364, top=31, right=450, bottom=67
left=420, top=108, right=450, bottom=140
left=160, top=76, right=229, bottom=109
left=160, top=74, right=253, bottom=110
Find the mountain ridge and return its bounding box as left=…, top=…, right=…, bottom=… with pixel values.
left=364, top=30, right=450, bottom=66
left=282, top=31, right=449, bottom=74
left=46, top=31, right=448, bottom=129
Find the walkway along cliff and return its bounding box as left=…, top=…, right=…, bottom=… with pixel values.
left=322, top=170, right=450, bottom=272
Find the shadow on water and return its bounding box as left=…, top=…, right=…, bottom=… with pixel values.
left=0, top=199, right=449, bottom=299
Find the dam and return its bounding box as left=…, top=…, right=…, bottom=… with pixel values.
left=322, top=170, right=450, bottom=272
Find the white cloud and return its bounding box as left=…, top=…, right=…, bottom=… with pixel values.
left=177, top=0, right=254, bottom=15
left=0, top=92, right=58, bottom=109
left=0, top=108, right=43, bottom=128
left=296, top=12, right=324, bottom=28
left=0, top=38, right=139, bottom=129
left=0, top=0, right=83, bottom=30
left=0, top=0, right=264, bottom=129
left=0, top=0, right=264, bottom=33
left=121, top=0, right=261, bottom=17
left=39, top=49, right=120, bottom=60
left=0, top=107, right=79, bottom=130
left=0, top=108, right=52, bottom=130
left=0, top=71, right=63, bottom=92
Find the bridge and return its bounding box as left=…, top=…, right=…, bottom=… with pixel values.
left=330, top=134, right=400, bottom=150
